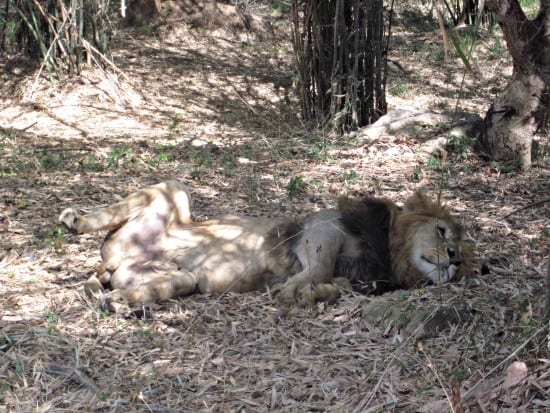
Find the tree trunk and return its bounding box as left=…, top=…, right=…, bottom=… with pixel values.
left=126, top=0, right=162, bottom=25
left=478, top=1, right=549, bottom=169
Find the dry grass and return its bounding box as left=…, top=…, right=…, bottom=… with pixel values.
left=0, top=2, right=548, bottom=412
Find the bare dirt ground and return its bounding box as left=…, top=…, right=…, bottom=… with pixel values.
left=1, top=3, right=548, bottom=412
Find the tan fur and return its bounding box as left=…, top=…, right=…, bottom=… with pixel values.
left=59, top=181, right=475, bottom=311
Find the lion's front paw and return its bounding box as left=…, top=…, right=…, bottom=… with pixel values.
left=296, top=284, right=317, bottom=307
left=276, top=281, right=317, bottom=307
left=275, top=282, right=300, bottom=305
left=59, top=208, right=80, bottom=233
left=276, top=277, right=352, bottom=307
left=306, top=283, right=341, bottom=304
left=101, top=290, right=131, bottom=315
left=84, top=275, right=105, bottom=298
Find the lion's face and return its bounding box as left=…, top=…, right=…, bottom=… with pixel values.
left=390, top=192, right=473, bottom=289
left=409, top=218, right=464, bottom=284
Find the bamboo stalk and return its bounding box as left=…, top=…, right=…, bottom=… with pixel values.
left=5, top=0, right=113, bottom=75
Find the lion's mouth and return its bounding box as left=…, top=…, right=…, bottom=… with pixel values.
left=420, top=255, right=460, bottom=285
left=420, top=255, right=461, bottom=268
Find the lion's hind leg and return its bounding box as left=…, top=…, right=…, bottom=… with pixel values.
left=59, top=180, right=192, bottom=234
left=101, top=260, right=199, bottom=313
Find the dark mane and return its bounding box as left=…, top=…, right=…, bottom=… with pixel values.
left=336, top=196, right=400, bottom=294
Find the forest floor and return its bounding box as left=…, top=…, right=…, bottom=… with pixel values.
left=0, top=2, right=548, bottom=412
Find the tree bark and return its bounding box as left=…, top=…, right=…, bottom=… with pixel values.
left=478, top=0, right=549, bottom=169
left=126, top=0, right=162, bottom=25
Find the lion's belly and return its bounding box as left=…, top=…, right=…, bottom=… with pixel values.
left=162, top=216, right=289, bottom=294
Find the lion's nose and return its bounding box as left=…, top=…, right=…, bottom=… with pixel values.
left=448, top=248, right=462, bottom=266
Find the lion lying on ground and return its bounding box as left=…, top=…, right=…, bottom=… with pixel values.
left=59, top=180, right=475, bottom=310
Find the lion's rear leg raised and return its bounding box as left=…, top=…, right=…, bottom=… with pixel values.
left=59, top=180, right=192, bottom=234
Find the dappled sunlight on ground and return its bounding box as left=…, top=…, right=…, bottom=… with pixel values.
left=1, top=2, right=548, bottom=412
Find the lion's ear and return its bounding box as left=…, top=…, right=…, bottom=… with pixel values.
left=404, top=191, right=451, bottom=216
left=404, top=191, right=433, bottom=212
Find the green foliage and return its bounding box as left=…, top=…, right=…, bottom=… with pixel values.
left=411, top=165, right=423, bottom=183
left=426, top=154, right=440, bottom=170
left=520, top=0, right=541, bottom=18
left=448, top=135, right=477, bottom=161
left=341, top=169, right=360, bottom=184
left=452, top=368, right=469, bottom=382
left=79, top=154, right=107, bottom=172
left=44, top=308, right=59, bottom=325
left=188, top=147, right=213, bottom=168
left=517, top=297, right=533, bottom=326
left=270, top=1, right=291, bottom=14
left=448, top=29, right=475, bottom=75
left=37, top=151, right=70, bottom=172
left=148, top=143, right=174, bottom=167
left=489, top=36, right=508, bottom=58
left=1, top=19, right=18, bottom=46
left=532, top=139, right=549, bottom=162
left=309, top=178, right=321, bottom=188
left=429, top=47, right=446, bottom=63
left=306, top=136, right=335, bottom=161
left=15, top=361, right=24, bottom=375
left=0, top=382, right=11, bottom=395
left=45, top=227, right=66, bottom=251
left=219, top=151, right=237, bottom=172
left=390, top=82, right=411, bottom=97
left=94, top=307, right=111, bottom=320
left=108, top=145, right=135, bottom=168
left=0, top=128, right=16, bottom=142
left=456, top=27, right=479, bottom=54
left=170, top=112, right=186, bottom=132
left=0, top=130, right=16, bottom=174
left=287, top=176, right=307, bottom=199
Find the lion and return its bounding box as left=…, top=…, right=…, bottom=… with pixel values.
left=59, top=180, right=475, bottom=311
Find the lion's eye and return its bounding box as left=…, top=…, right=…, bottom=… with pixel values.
left=437, top=226, right=446, bottom=239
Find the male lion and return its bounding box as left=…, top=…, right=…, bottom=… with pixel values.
left=59, top=180, right=474, bottom=310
